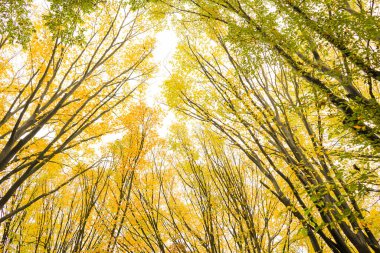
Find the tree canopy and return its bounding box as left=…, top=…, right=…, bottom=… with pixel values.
left=0, top=0, right=379, bottom=252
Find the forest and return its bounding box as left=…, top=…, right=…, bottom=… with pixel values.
left=0, top=0, right=379, bottom=252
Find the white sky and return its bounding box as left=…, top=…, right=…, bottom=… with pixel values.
left=148, top=29, right=178, bottom=106
left=148, top=29, right=178, bottom=137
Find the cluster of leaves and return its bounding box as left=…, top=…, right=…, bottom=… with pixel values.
left=0, top=0, right=34, bottom=46
left=44, top=0, right=103, bottom=43
left=0, top=0, right=103, bottom=47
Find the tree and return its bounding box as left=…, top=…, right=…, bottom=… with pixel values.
left=101, top=104, right=161, bottom=252
left=0, top=1, right=154, bottom=221
left=166, top=126, right=292, bottom=252
left=164, top=25, right=380, bottom=252
left=0, top=103, right=162, bottom=252
left=136, top=0, right=380, bottom=146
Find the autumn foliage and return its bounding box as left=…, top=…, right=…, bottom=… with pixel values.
left=1, top=0, right=380, bottom=252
